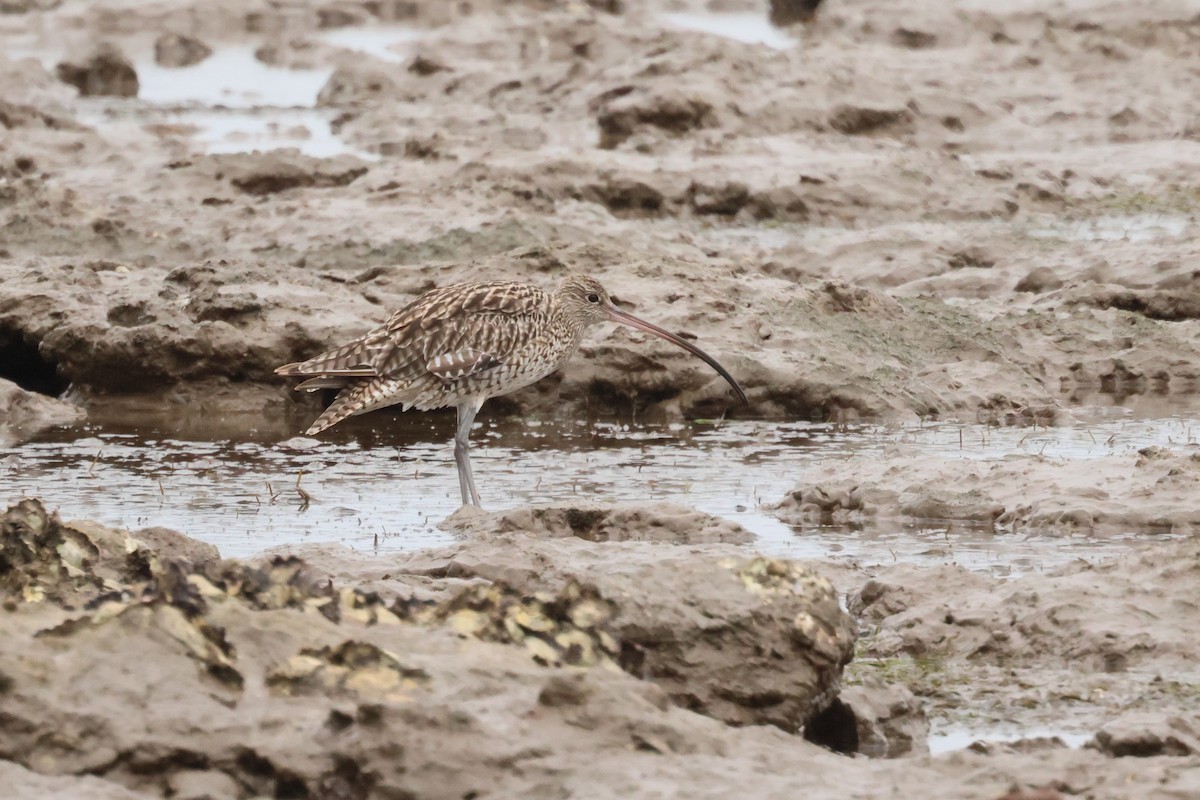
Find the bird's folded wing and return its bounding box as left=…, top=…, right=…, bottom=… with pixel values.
left=425, top=349, right=502, bottom=381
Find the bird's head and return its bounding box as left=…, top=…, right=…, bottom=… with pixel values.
left=554, top=274, right=614, bottom=326
left=553, top=274, right=749, bottom=405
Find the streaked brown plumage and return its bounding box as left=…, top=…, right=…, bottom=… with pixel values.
left=276, top=275, right=747, bottom=508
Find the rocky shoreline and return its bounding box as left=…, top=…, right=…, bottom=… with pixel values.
left=3, top=498, right=1198, bottom=798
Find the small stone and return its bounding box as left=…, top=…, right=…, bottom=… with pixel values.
left=318, top=6, right=364, bottom=28
left=55, top=43, right=139, bottom=97
left=168, top=769, right=242, bottom=800
left=537, top=674, right=592, bottom=707
left=1091, top=712, right=1200, bottom=757
left=317, top=65, right=399, bottom=107
left=689, top=181, right=750, bottom=216
left=748, top=187, right=810, bottom=221
left=892, top=28, right=938, bottom=49
left=804, top=679, right=929, bottom=757
left=597, top=90, right=717, bottom=149
left=0, top=378, right=83, bottom=441
left=582, top=178, right=665, bottom=218
left=828, top=104, right=912, bottom=135
left=153, top=33, right=213, bottom=68
left=1015, top=266, right=1064, bottom=294
left=408, top=54, right=449, bottom=76
left=769, top=0, right=824, bottom=25
left=947, top=246, right=996, bottom=270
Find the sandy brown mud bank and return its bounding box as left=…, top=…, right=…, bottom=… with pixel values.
left=1, top=0, right=1200, bottom=432
left=775, top=441, right=1200, bottom=533
left=843, top=537, right=1200, bottom=764
left=0, top=377, right=83, bottom=445
left=3, top=497, right=1200, bottom=800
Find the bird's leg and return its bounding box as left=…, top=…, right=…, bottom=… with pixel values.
left=454, top=399, right=484, bottom=507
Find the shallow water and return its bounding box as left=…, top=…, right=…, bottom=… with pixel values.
left=1027, top=214, right=1190, bottom=243
left=316, top=25, right=424, bottom=63
left=135, top=46, right=332, bottom=108
left=3, top=409, right=1194, bottom=564
left=928, top=725, right=1092, bottom=755
left=9, top=26, right=425, bottom=160
left=660, top=12, right=797, bottom=50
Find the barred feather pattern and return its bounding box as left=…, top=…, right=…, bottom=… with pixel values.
left=276, top=280, right=590, bottom=435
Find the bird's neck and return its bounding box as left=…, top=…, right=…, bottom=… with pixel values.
left=547, top=304, right=588, bottom=363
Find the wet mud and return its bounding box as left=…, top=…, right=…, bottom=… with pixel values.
left=2, top=0, right=1200, bottom=797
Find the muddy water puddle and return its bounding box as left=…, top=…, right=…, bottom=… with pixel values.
left=928, top=726, right=1092, bottom=755
left=660, top=12, right=798, bottom=50
left=3, top=410, right=1193, bottom=565
left=134, top=45, right=331, bottom=108
left=1027, top=213, right=1191, bottom=243
left=9, top=25, right=426, bottom=159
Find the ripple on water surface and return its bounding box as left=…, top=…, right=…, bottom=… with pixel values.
left=4, top=411, right=1195, bottom=564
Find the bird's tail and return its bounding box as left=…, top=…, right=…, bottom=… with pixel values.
left=304, top=377, right=408, bottom=435
left=275, top=333, right=391, bottom=381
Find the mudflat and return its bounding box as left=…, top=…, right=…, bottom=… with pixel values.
left=1, top=1, right=1198, bottom=798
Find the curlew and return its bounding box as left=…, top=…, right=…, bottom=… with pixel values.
left=276, top=275, right=747, bottom=508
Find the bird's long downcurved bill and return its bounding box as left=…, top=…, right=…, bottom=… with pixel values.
left=607, top=306, right=749, bottom=404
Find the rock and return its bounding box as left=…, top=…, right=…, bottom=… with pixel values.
left=55, top=44, right=138, bottom=97
left=317, top=6, right=364, bottom=28
left=829, top=103, right=912, bottom=135
left=0, top=378, right=83, bottom=442
left=125, top=525, right=221, bottom=567
left=1066, top=286, right=1200, bottom=321
left=153, top=33, right=212, bottom=68
left=804, top=678, right=929, bottom=757
left=688, top=181, right=750, bottom=216
left=769, top=0, right=824, bottom=26
left=1015, top=180, right=1064, bottom=204
left=892, top=28, right=939, bottom=49
left=849, top=538, right=1200, bottom=671
left=186, top=151, right=370, bottom=195
left=408, top=54, right=449, bottom=76
left=472, top=502, right=756, bottom=545
left=0, top=498, right=208, bottom=606
left=597, top=89, right=717, bottom=149
left=167, top=769, right=243, bottom=800
left=0, top=760, right=148, bottom=800
left=1091, top=713, right=1200, bottom=757
left=900, top=491, right=1004, bottom=522
left=0, top=497, right=836, bottom=794
left=581, top=177, right=666, bottom=217
left=748, top=186, right=810, bottom=221
left=585, top=0, right=623, bottom=12
left=1015, top=266, right=1064, bottom=293
left=774, top=447, right=1200, bottom=534
left=777, top=482, right=870, bottom=522
left=1, top=499, right=1196, bottom=798
left=316, top=64, right=399, bottom=107
left=0, top=99, right=83, bottom=130
left=948, top=246, right=996, bottom=270
left=404, top=510, right=856, bottom=730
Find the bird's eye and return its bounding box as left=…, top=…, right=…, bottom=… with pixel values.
left=586, top=293, right=601, bottom=304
